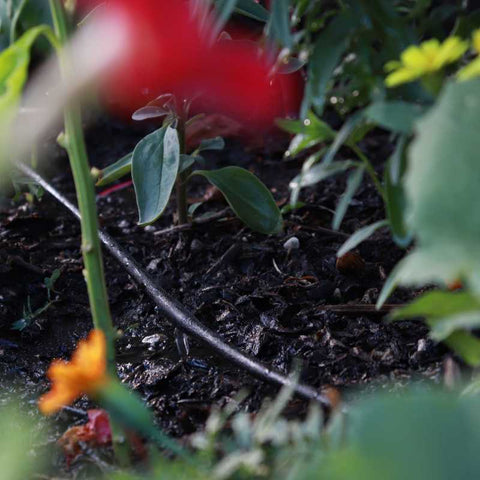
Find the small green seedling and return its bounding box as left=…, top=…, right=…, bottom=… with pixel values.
left=12, top=269, right=60, bottom=331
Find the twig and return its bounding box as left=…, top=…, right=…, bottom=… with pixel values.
left=317, top=304, right=403, bottom=316
left=17, top=163, right=332, bottom=410
left=153, top=208, right=232, bottom=236
left=285, top=221, right=349, bottom=238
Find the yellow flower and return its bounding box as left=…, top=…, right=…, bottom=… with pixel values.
left=385, top=37, right=469, bottom=87
left=39, top=330, right=108, bottom=415
left=457, top=29, right=480, bottom=81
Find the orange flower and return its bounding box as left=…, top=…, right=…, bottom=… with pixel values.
left=39, top=330, right=108, bottom=415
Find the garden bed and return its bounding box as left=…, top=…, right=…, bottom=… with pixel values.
left=0, top=116, right=445, bottom=443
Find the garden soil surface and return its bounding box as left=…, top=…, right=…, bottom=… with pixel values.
left=0, top=115, right=449, bottom=473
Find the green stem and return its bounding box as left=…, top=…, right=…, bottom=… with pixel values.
left=351, top=144, right=385, bottom=200
left=175, top=114, right=189, bottom=225
left=48, top=0, right=130, bottom=465
left=48, top=0, right=115, bottom=368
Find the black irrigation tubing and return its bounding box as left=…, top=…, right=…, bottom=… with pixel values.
left=17, top=162, right=331, bottom=410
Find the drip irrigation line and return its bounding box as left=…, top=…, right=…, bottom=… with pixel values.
left=17, top=163, right=331, bottom=409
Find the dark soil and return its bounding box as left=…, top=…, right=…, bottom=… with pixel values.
left=0, top=116, right=446, bottom=471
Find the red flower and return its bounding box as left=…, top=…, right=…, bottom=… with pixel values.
left=76, top=0, right=301, bottom=127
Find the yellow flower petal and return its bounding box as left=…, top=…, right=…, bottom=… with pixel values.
left=433, top=37, right=468, bottom=69
left=472, top=29, right=480, bottom=55
left=385, top=67, right=423, bottom=87
left=401, top=45, right=429, bottom=70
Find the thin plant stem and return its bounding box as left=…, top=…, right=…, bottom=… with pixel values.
left=48, top=0, right=115, bottom=367
left=48, top=0, right=129, bottom=465
left=175, top=112, right=189, bottom=224
left=350, top=144, right=385, bottom=199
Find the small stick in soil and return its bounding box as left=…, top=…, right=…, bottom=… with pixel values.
left=153, top=208, right=232, bottom=236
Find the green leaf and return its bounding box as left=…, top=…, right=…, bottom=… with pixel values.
left=212, top=0, right=238, bottom=39
left=95, top=152, right=132, bottom=186
left=268, top=0, right=293, bottom=48
left=364, top=101, right=425, bottom=134
left=304, top=10, right=356, bottom=116
left=0, top=25, right=55, bottom=115
left=234, top=0, right=269, bottom=22
left=385, top=158, right=411, bottom=248
left=391, top=291, right=480, bottom=321
left=193, top=167, right=282, bottom=234
left=430, top=312, right=480, bottom=342
left=333, top=166, right=364, bottom=230
left=320, top=390, right=480, bottom=478
left=97, top=381, right=189, bottom=458
left=337, top=220, right=388, bottom=257
left=132, top=126, right=180, bottom=226
left=290, top=160, right=357, bottom=190
left=445, top=331, right=480, bottom=366
left=197, top=136, right=225, bottom=152
left=392, top=80, right=480, bottom=293
left=179, top=154, right=197, bottom=173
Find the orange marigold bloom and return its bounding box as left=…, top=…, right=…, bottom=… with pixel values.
left=39, top=330, right=108, bottom=415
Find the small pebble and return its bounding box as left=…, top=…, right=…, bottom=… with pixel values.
left=146, top=258, right=162, bottom=272
left=190, top=239, right=204, bottom=252
left=283, top=236, right=300, bottom=251
left=118, top=219, right=129, bottom=228
left=142, top=334, right=163, bottom=346
left=144, top=225, right=156, bottom=232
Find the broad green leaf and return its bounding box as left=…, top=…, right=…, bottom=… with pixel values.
left=337, top=220, right=388, bottom=257
left=268, top=0, right=293, bottom=49
left=391, top=80, right=480, bottom=293
left=444, top=331, right=480, bottom=366
left=193, top=167, right=282, bottom=234
left=304, top=10, right=356, bottom=115
left=333, top=166, right=364, bottom=230
left=391, top=291, right=480, bottom=321
left=364, top=101, right=425, bottom=134
left=0, top=25, right=55, bottom=115
left=234, top=0, right=269, bottom=22
left=430, top=312, right=480, bottom=342
left=320, top=391, right=480, bottom=479
left=95, top=152, right=132, bottom=186
left=132, top=126, right=180, bottom=226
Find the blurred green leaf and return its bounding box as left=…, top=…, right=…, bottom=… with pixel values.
left=268, top=0, right=293, bottom=48
left=387, top=80, right=480, bottom=292
left=0, top=405, right=43, bottom=480
left=0, top=25, right=55, bottom=115
left=234, top=0, right=269, bottom=22
left=194, top=167, right=282, bottom=234
left=321, top=391, right=480, bottom=480
left=304, top=10, right=356, bottom=116
left=391, top=291, right=480, bottom=320
left=132, top=126, right=180, bottom=225
left=364, top=101, right=425, bottom=134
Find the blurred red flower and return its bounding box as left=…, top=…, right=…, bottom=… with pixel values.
left=75, top=0, right=301, bottom=128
